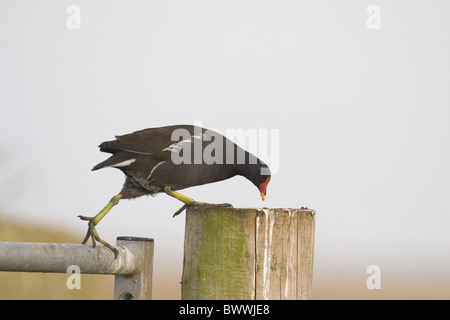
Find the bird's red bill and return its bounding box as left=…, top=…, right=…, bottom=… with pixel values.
left=259, top=177, right=270, bottom=200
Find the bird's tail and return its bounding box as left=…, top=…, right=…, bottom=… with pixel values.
left=92, top=152, right=136, bottom=171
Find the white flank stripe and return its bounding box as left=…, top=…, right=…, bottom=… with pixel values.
left=147, top=161, right=165, bottom=180
left=163, top=134, right=206, bottom=153
left=163, top=144, right=181, bottom=152
left=110, top=159, right=136, bottom=167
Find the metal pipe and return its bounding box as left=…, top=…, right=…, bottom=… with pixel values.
left=0, top=241, right=138, bottom=275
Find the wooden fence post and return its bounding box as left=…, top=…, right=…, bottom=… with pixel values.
left=181, top=207, right=315, bottom=300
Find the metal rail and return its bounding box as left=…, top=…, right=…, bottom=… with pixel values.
left=0, top=236, right=154, bottom=300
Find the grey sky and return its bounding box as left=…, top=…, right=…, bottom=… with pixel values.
left=1, top=1, right=449, bottom=297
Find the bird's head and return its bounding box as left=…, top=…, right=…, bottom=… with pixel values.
left=237, top=152, right=271, bottom=201
left=251, top=161, right=271, bottom=201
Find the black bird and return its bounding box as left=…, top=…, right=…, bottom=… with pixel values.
left=79, top=125, right=271, bottom=256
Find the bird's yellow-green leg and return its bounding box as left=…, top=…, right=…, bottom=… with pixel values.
left=78, top=194, right=122, bottom=258
left=164, top=186, right=206, bottom=205
left=164, top=186, right=233, bottom=217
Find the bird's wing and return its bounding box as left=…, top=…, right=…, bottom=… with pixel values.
left=98, top=125, right=198, bottom=160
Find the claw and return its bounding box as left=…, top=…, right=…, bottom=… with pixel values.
left=78, top=214, right=119, bottom=258
left=172, top=204, right=187, bottom=218
left=172, top=202, right=234, bottom=217
left=165, top=185, right=234, bottom=217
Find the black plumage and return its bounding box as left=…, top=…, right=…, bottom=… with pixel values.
left=93, top=125, right=271, bottom=199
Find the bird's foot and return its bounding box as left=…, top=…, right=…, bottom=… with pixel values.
left=193, top=201, right=233, bottom=208
left=164, top=186, right=233, bottom=217
left=78, top=215, right=119, bottom=259
left=172, top=202, right=233, bottom=217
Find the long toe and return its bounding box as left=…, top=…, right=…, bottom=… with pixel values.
left=80, top=222, right=118, bottom=258
left=78, top=215, right=93, bottom=221
left=191, top=202, right=233, bottom=208
left=95, top=237, right=119, bottom=259
left=217, top=203, right=233, bottom=208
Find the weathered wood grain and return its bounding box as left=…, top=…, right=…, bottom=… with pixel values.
left=182, top=207, right=315, bottom=300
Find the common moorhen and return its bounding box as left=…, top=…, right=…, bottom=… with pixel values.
left=79, top=125, right=271, bottom=257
